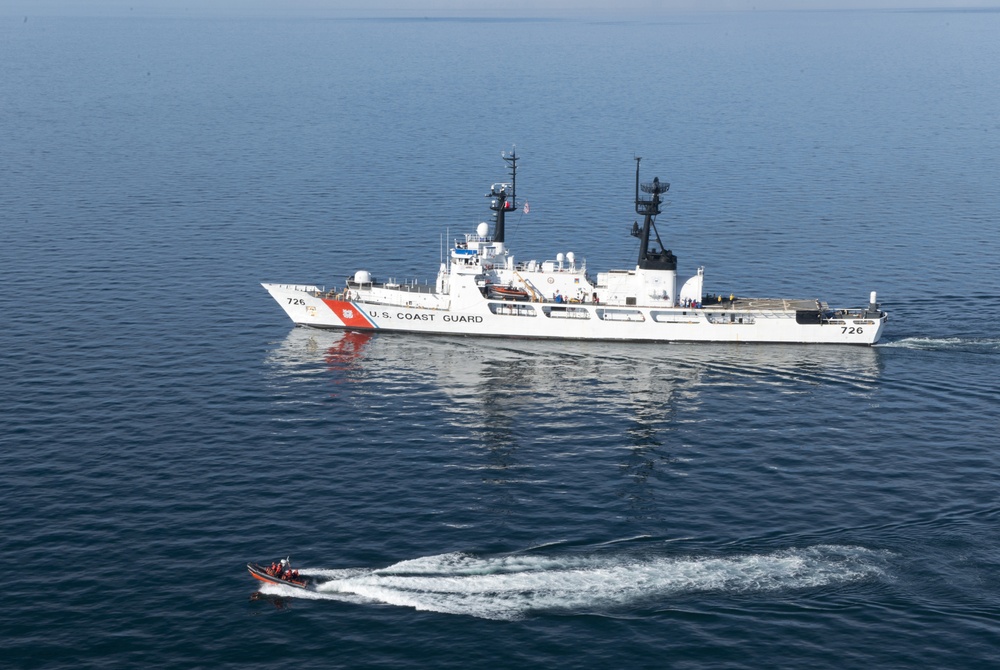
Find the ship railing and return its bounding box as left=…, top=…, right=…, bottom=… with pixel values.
left=382, top=279, right=436, bottom=294
left=349, top=295, right=451, bottom=310
left=273, top=283, right=322, bottom=293
left=488, top=302, right=537, bottom=317
left=542, top=305, right=591, bottom=320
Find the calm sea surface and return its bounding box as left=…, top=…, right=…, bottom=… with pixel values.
left=3, top=8, right=1000, bottom=669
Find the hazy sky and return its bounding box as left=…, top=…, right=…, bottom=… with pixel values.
left=6, top=0, right=1000, bottom=18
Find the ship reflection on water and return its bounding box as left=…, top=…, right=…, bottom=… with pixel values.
left=268, top=327, right=882, bottom=404
left=265, top=328, right=883, bottom=518
left=322, top=330, right=374, bottom=373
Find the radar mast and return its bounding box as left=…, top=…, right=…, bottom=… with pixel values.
left=630, top=157, right=677, bottom=271
left=488, top=148, right=518, bottom=243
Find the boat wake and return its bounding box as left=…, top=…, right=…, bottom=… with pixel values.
left=256, top=545, right=889, bottom=620
left=879, top=337, right=1000, bottom=353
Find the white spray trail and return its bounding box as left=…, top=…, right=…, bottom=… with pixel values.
left=257, top=545, right=889, bottom=620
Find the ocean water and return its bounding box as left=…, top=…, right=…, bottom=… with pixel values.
left=3, top=8, right=1000, bottom=669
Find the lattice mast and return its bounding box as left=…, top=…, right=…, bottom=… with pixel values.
left=631, top=157, right=677, bottom=271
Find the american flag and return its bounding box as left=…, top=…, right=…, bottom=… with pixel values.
left=523, top=202, right=529, bottom=214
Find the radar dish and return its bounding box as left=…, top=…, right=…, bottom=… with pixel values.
left=640, top=178, right=670, bottom=194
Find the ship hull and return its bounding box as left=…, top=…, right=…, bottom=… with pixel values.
left=247, top=562, right=311, bottom=589
left=262, top=283, right=886, bottom=345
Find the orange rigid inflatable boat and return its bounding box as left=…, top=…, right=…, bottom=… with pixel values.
left=247, top=559, right=311, bottom=590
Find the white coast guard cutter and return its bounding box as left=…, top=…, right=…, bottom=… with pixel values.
left=263, top=151, right=887, bottom=344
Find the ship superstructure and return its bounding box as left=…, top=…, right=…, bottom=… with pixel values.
left=263, top=151, right=887, bottom=344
